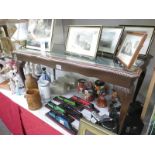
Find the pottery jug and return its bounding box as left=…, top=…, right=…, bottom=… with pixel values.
left=25, top=74, right=38, bottom=89
left=25, top=89, right=42, bottom=110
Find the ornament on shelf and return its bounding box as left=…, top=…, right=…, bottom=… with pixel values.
left=25, top=73, right=38, bottom=90
left=95, top=80, right=105, bottom=96
left=84, top=89, right=95, bottom=102
left=25, top=89, right=42, bottom=110
left=39, top=67, right=51, bottom=82
left=8, top=60, right=25, bottom=95
left=38, top=79, right=51, bottom=103
left=77, top=79, right=87, bottom=93
left=97, top=94, right=107, bottom=108
left=24, top=62, right=38, bottom=90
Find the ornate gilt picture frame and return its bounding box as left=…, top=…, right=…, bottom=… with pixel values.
left=78, top=118, right=116, bottom=135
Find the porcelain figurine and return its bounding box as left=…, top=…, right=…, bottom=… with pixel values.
left=8, top=61, right=25, bottom=95
left=13, top=73, right=25, bottom=95
left=8, top=70, right=16, bottom=94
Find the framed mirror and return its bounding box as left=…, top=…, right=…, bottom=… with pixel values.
left=78, top=118, right=115, bottom=135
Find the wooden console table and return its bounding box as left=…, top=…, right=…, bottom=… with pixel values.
left=13, top=49, right=152, bottom=134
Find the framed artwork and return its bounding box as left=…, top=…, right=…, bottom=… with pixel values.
left=121, top=25, right=155, bottom=57
left=78, top=118, right=115, bottom=135
left=116, top=32, right=147, bottom=69
left=26, top=19, right=55, bottom=51
left=98, top=26, right=123, bottom=55
left=66, top=26, right=101, bottom=60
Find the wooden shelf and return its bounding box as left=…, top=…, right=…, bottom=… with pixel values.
left=13, top=49, right=151, bottom=134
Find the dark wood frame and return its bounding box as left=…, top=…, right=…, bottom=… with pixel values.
left=120, top=25, right=155, bottom=58
left=65, top=25, right=101, bottom=60
left=98, top=26, right=124, bottom=57
left=116, top=32, right=147, bottom=69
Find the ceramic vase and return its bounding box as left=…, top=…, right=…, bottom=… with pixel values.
left=25, top=74, right=38, bottom=89
left=25, top=89, right=42, bottom=110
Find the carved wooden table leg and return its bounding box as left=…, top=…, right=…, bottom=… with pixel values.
left=115, top=85, right=134, bottom=134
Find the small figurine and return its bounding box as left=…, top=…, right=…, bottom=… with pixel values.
left=77, top=79, right=87, bottom=93
left=13, top=73, right=25, bottom=95
left=8, top=70, right=16, bottom=94
left=84, top=89, right=95, bottom=102
left=97, top=94, right=107, bottom=108
left=95, top=80, right=105, bottom=95
left=8, top=60, right=25, bottom=95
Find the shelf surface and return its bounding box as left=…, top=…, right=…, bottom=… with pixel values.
left=14, top=49, right=143, bottom=88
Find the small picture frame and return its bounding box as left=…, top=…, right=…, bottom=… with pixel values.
left=26, top=19, right=55, bottom=51
left=116, top=32, right=147, bottom=69
left=121, top=25, right=155, bottom=57
left=98, top=26, right=123, bottom=56
left=66, top=26, right=101, bottom=60
left=78, top=118, right=115, bottom=135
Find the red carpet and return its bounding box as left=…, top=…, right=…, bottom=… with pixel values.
left=0, top=92, right=62, bottom=135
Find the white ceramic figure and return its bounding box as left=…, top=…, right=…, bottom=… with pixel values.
left=9, top=78, right=16, bottom=94
left=13, top=73, right=25, bottom=95
left=8, top=66, right=25, bottom=95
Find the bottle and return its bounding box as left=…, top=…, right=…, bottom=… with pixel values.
left=39, top=67, right=51, bottom=82
left=38, top=79, right=51, bottom=103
